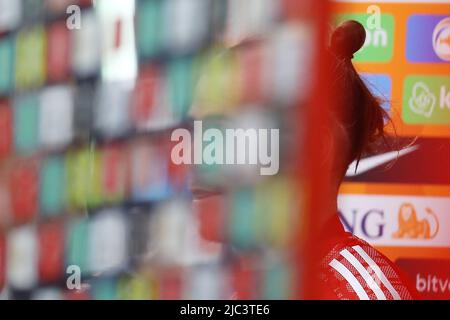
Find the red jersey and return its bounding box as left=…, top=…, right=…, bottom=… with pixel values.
left=313, top=216, right=418, bottom=300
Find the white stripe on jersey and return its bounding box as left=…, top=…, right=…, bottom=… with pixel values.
left=340, top=249, right=387, bottom=300
left=329, top=259, right=370, bottom=300
left=352, top=245, right=401, bottom=300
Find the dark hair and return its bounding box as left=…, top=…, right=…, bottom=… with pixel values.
left=328, top=20, right=392, bottom=168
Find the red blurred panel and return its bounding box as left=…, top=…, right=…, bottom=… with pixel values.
left=237, top=44, right=266, bottom=104
left=0, top=179, right=11, bottom=228
left=38, top=220, right=65, bottom=282
left=9, top=161, right=39, bottom=224
left=194, top=195, right=226, bottom=243
left=131, top=65, right=162, bottom=127
left=167, top=141, right=190, bottom=190
left=64, top=289, right=91, bottom=300
left=102, top=143, right=129, bottom=202
left=231, top=257, right=260, bottom=300
left=294, top=0, right=331, bottom=299
left=0, top=234, right=5, bottom=290
left=0, top=101, right=12, bottom=158
left=159, top=269, right=182, bottom=300
left=47, top=21, right=72, bottom=82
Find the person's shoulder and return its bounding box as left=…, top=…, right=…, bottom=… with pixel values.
left=318, top=233, right=418, bottom=300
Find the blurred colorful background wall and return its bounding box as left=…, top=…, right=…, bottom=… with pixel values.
left=0, top=0, right=449, bottom=300
left=334, top=0, right=450, bottom=299
left=0, top=0, right=329, bottom=300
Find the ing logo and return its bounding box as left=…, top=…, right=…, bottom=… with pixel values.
left=392, top=203, right=439, bottom=240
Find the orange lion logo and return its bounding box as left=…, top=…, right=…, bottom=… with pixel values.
left=392, top=203, right=439, bottom=239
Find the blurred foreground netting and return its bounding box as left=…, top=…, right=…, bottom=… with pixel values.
left=0, top=0, right=324, bottom=299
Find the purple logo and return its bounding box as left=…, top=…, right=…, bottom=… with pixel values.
left=406, top=15, right=450, bottom=63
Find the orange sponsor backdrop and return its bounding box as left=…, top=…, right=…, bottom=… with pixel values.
left=334, top=1, right=450, bottom=284
left=333, top=1, right=450, bottom=138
